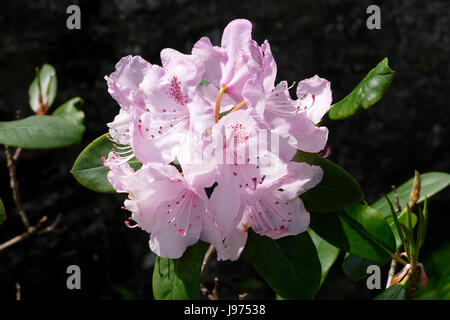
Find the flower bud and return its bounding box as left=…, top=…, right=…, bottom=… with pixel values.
left=409, top=170, right=421, bottom=207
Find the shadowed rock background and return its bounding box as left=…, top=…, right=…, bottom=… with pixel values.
left=0, top=0, right=448, bottom=299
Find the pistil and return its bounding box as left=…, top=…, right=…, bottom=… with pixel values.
left=214, top=85, right=227, bottom=123
left=229, top=100, right=246, bottom=113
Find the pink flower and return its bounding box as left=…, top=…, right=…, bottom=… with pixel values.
left=207, top=162, right=323, bottom=261
left=118, top=163, right=219, bottom=259
left=262, top=78, right=331, bottom=153
left=102, top=19, right=331, bottom=261
left=192, top=19, right=261, bottom=102
left=243, top=40, right=332, bottom=153
left=105, top=55, right=151, bottom=114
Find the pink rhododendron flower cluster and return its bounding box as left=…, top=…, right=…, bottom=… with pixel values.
left=103, top=19, right=332, bottom=260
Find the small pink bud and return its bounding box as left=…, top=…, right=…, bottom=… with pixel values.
left=418, top=263, right=428, bottom=287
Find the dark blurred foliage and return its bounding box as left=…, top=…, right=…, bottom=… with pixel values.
left=0, top=0, right=448, bottom=300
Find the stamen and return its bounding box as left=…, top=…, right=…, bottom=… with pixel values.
left=168, top=76, right=188, bottom=106
left=214, top=85, right=227, bottom=123
left=110, top=154, right=135, bottom=165
left=229, top=100, right=246, bottom=113
left=287, top=81, right=296, bottom=90
left=113, top=149, right=134, bottom=156
left=182, top=196, right=194, bottom=236
left=113, top=143, right=133, bottom=150
left=124, top=220, right=138, bottom=229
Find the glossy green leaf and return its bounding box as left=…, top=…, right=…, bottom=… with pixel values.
left=387, top=207, right=418, bottom=248
left=385, top=197, right=409, bottom=251
left=416, top=198, right=428, bottom=251
left=308, top=229, right=340, bottom=286
left=399, top=223, right=414, bottom=259
left=310, top=203, right=396, bottom=262
left=342, top=208, right=418, bottom=281
left=71, top=134, right=142, bottom=193
left=246, top=230, right=321, bottom=299
left=342, top=204, right=419, bottom=281
left=52, top=97, right=85, bottom=134
left=329, top=58, right=394, bottom=120
left=372, top=172, right=450, bottom=218
left=28, top=64, right=57, bottom=113
left=0, top=116, right=83, bottom=149
left=293, top=151, right=364, bottom=212
left=0, top=198, right=5, bottom=226
left=152, top=242, right=208, bottom=300
left=374, top=283, right=408, bottom=300
left=342, top=253, right=382, bottom=281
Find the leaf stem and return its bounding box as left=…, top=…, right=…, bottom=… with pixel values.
left=391, top=253, right=408, bottom=266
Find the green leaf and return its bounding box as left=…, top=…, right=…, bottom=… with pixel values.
left=52, top=97, right=85, bottom=134
left=328, top=58, right=394, bottom=120
left=152, top=242, right=208, bottom=300
left=372, top=172, right=447, bottom=249
left=372, top=172, right=450, bottom=218
left=71, top=134, right=142, bottom=193
left=0, top=116, right=83, bottom=149
left=245, top=230, right=321, bottom=299
left=387, top=207, right=418, bottom=248
left=310, top=203, right=396, bottom=262
left=374, top=283, right=408, bottom=300
left=342, top=253, right=382, bottom=281
left=293, top=151, right=364, bottom=212
left=308, top=229, right=340, bottom=286
left=399, top=223, right=414, bottom=259
left=0, top=198, right=5, bottom=226
left=343, top=205, right=419, bottom=281
left=28, top=64, right=58, bottom=113
left=416, top=197, right=428, bottom=250
left=385, top=197, right=408, bottom=251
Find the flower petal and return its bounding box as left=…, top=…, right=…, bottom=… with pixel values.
left=245, top=192, right=310, bottom=239
left=105, top=55, right=152, bottom=112
left=296, top=75, right=332, bottom=124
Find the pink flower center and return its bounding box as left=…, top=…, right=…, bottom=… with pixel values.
left=227, top=123, right=251, bottom=144
left=168, top=76, right=188, bottom=106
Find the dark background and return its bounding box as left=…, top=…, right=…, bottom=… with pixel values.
left=0, top=0, right=448, bottom=299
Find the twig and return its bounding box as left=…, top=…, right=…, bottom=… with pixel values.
left=4, top=146, right=29, bottom=229
left=200, top=284, right=209, bottom=297
left=386, top=251, right=399, bottom=288
left=37, top=213, right=63, bottom=235
left=13, top=148, right=22, bottom=161
left=201, top=244, right=215, bottom=276
left=391, top=185, right=402, bottom=213
left=16, top=283, right=21, bottom=300
left=208, top=277, right=219, bottom=300
left=0, top=216, right=48, bottom=252
left=238, top=293, right=248, bottom=300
